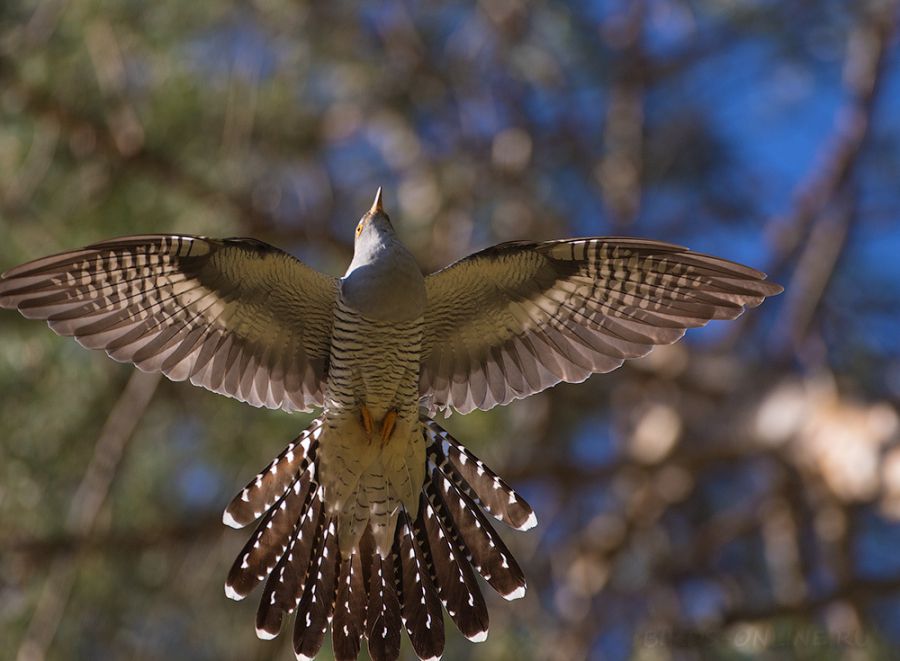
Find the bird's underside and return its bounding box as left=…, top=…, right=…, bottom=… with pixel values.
left=0, top=206, right=782, bottom=661
left=318, top=300, right=428, bottom=561
left=222, top=415, right=534, bottom=660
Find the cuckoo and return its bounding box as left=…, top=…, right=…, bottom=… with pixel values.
left=0, top=189, right=782, bottom=660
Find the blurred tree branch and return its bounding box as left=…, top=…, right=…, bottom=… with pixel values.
left=765, top=5, right=896, bottom=357
left=16, top=371, right=160, bottom=661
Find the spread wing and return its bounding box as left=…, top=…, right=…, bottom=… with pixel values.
left=0, top=235, right=338, bottom=412
left=420, top=237, right=782, bottom=414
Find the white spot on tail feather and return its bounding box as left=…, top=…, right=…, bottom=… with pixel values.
left=468, top=629, right=489, bottom=643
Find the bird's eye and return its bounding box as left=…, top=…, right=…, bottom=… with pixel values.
left=356, top=220, right=365, bottom=236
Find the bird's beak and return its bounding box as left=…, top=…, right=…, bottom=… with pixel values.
left=369, top=187, right=384, bottom=215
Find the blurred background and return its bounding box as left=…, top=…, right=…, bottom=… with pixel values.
left=1, top=1, right=899, bottom=659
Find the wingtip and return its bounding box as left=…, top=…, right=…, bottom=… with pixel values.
left=467, top=628, right=489, bottom=643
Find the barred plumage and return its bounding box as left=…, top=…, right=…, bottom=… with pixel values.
left=255, top=482, right=325, bottom=639
left=425, top=419, right=536, bottom=531
left=321, top=300, right=425, bottom=556
left=0, top=189, right=782, bottom=660
left=396, top=511, right=445, bottom=660
left=332, top=551, right=366, bottom=661
left=420, top=237, right=782, bottom=413
left=221, top=414, right=528, bottom=658
left=224, top=470, right=313, bottom=600
left=426, top=461, right=526, bottom=600
left=293, top=515, right=340, bottom=660
left=0, top=235, right=337, bottom=411
left=416, top=494, right=490, bottom=643
left=223, top=419, right=323, bottom=529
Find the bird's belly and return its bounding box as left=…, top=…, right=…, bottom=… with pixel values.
left=319, top=307, right=426, bottom=553
left=325, top=309, right=423, bottom=421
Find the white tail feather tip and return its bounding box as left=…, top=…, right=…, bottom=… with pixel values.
left=224, top=583, right=244, bottom=601
left=519, top=511, right=538, bottom=531
left=256, top=627, right=278, bottom=640
left=503, top=585, right=526, bottom=601
left=467, top=629, right=489, bottom=643
left=222, top=509, right=244, bottom=529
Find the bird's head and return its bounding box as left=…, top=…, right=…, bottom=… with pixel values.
left=354, top=187, right=395, bottom=247
left=343, top=187, right=426, bottom=318
left=346, top=187, right=408, bottom=275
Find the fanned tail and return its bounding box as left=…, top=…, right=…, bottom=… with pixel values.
left=222, top=418, right=323, bottom=529
left=424, top=419, right=537, bottom=531
left=222, top=414, right=534, bottom=660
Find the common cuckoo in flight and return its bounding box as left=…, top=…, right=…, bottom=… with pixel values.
left=0, top=189, right=782, bottom=660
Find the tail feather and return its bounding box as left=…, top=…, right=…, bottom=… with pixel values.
left=425, top=419, right=537, bottom=531
left=255, top=482, right=324, bottom=639
left=225, top=414, right=535, bottom=660
left=428, top=458, right=527, bottom=600
left=416, top=491, right=490, bottom=643
left=365, top=534, right=402, bottom=661
left=223, top=418, right=322, bottom=528
left=293, top=519, right=340, bottom=660
left=396, top=511, right=445, bottom=659
left=332, top=552, right=366, bottom=661
left=225, top=471, right=312, bottom=600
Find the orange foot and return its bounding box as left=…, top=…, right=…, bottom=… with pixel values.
left=360, top=404, right=374, bottom=438
left=380, top=409, right=398, bottom=446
